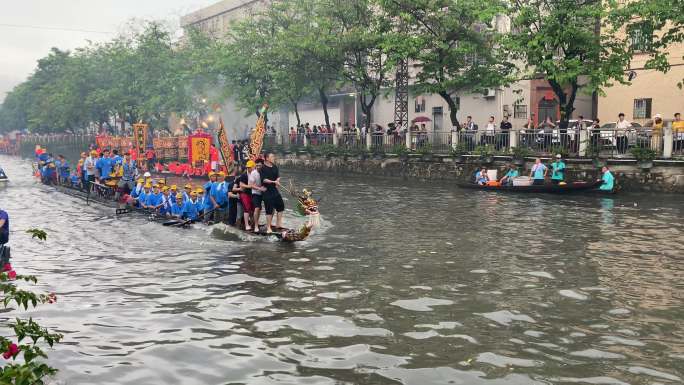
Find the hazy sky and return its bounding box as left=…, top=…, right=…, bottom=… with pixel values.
left=0, top=0, right=216, bottom=102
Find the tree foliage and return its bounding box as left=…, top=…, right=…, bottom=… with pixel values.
left=0, top=22, right=203, bottom=134
left=506, top=0, right=632, bottom=127
left=2, top=1, right=682, bottom=134
left=1, top=229, right=63, bottom=384
left=382, top=0, right=514, bottom=129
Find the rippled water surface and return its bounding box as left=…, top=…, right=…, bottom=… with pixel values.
left=1, top=154, right=684, bottom=385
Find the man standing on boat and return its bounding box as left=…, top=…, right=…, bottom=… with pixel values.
left=250, top=159, right=266, bottom=231
left=84, top=150, right=98, bottom=191
left=261, top=152, right=285, bottom=234
left=550, top=154, right=566, bottom=185
left=530, top=158, right=548, bottom=185
left=116, top=152, right=138, bottom=199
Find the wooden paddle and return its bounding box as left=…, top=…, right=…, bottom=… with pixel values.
left=164, top=205, right=221, bottom=227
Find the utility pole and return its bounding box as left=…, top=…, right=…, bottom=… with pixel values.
left=394, top=59, right=409, bottom=132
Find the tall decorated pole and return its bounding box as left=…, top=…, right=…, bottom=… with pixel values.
left=248, top=103, right=269, bottom=160
left=217, top=118, right=233, bottom=172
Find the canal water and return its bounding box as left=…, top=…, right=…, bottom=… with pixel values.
left=1, top=154, right=683, bottom=385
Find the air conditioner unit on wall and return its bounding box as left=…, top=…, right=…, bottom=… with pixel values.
left=484, top=89, right=496, bottom=98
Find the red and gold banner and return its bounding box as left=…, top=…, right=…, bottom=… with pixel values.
left=187, top=133, right=212, bottom=167
left=249, top=103, right=269, bottom=160
left=133, top=123, right=148, bottom=156
left=217, top=118, right=232, bottom=166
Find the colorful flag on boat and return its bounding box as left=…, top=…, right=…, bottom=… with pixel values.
left=249, top=104, right=269, bottom=160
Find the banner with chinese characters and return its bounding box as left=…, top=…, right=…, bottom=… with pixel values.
left=133, top=123, right=148, bottom=156
left=248, top=104, right=269, bottom=160
left=188, top=133, right=212, bottom=167
left=217, top=118, right=233, bottom=166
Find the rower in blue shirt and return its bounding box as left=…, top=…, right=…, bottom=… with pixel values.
left=157, top=187, right=173, bottom=216
left=170, top=193, right=184, bottom=218
left=600, top=166, right=615, bottom=191
left=182, top=184, right=193, bottom=203
left=136, top=183, right=152, bottom=208
left=131, top=178, right=145, bottom=199
left=181, top=191, right=199, bottom=221
left=499, top=164, right=519, bottom=186
left=145, top=184, right=163, bottom=209
left=196, top=188, right=207, bottom=218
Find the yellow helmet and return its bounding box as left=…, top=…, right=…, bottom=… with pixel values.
left=184, top=184, right=192, bottom=189
left=162, top=186, right=169, bottom=192
left=217, top=171, right=226, bottom=177
left=190, top=191, right=197, bottom=196
left=170, top=185, right=177, bottom=191
left=175, top=193, right=183, bottom=199
left=196, top=188, right=204, bottom=194
left=144, top=183, right=152, bottom=188
left=246, top=160, right=256, bottom=168
left=137, top=178, right=144, bottom=183
left=208, top=171, right=216, bottom=177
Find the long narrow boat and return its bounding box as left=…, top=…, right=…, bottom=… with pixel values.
left=457, top=180, right=615, bottom=194
left=48, top=182, right=313, bottom=242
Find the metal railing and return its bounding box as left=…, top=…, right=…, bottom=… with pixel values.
left=673, top=131, right=684, bottom=156
left=19, top=128, right=684, bottom=160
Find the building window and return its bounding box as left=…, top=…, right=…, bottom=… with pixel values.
left=628, top=22, right=654, bottom=52
left=513, top=104, right=527, bottom=119
left=415, top=98, right=425, bottom=113
left=633, top=98, right=652, bottom=119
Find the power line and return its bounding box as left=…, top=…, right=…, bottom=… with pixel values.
left=0, top=23, right=114, bottom=34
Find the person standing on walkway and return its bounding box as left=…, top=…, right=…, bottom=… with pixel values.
left=499, top=115, right=512, bottom=149
left=673, top=113, right=684, bottom=152
left=651, top=114, right=664, bottom=152
left=483, top=116, right=496, bottom=146
left=615, top=113, right=631, bottom=154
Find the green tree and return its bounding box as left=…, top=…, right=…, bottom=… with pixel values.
left=382, top=0, right=514, bottom=130
left=507, top=0, right=633, bottom=128
left=613, top=0, right=684, bottom=87
left=322, top=0, right=397, bottom=129
left=275, top=0, right=345, bottom=128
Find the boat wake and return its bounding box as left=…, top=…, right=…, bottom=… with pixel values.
left=209, top=223, right=281, bottom=242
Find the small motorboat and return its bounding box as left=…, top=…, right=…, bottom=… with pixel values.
left=0, top=167, right=8, bottom=183
left=458, top=179, right=611, bottom=194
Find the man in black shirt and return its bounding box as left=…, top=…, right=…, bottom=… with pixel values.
left=260, top=152, right=285, bottom=233
left=499, top=115, right=512, bottom=150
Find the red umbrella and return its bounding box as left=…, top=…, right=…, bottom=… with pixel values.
left=412, top=116, right=432, bottom=123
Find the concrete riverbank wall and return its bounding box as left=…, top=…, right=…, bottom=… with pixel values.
left=277, top=153, right=684, bottom=193
left=14, top=137, right=684, bottom=193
